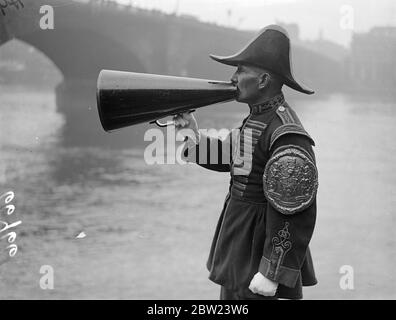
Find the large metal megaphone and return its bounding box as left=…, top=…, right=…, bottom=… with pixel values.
left=96, top=70, right=237, bottom=131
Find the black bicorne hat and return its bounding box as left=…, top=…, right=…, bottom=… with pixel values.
left=209, top=25, right=314, bottom=95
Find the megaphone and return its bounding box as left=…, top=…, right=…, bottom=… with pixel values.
left=96, top=70, right=237, bottom=131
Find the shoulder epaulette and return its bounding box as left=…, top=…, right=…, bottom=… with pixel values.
left=269, top=105, right=315, bottom=150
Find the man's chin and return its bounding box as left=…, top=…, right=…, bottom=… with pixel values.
left=235, top=91, right=244, bottom=103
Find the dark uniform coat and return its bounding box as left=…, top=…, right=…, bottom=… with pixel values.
left=183, top=93, right=318, bottom=300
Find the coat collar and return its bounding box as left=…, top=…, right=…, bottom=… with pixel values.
left=249, top=92, right=285, bottom=114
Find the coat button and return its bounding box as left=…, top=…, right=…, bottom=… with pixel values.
left=278, top=106, right=285, bottom=112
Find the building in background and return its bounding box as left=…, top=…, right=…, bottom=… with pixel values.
left=347, top=27, right=396, bottom=95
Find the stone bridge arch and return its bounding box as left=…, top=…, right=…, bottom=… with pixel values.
left=14, top=27, right=147, bottom=80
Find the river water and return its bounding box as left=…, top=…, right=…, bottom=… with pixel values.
left=0, top=87, right=395, bottom=299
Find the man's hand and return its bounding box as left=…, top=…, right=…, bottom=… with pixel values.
left=173, top=112, right=199, bottom=142
left=248, top=272, right=278, bottom=297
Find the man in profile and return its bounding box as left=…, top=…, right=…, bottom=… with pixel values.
left=174, top=25, right=318, bottom=300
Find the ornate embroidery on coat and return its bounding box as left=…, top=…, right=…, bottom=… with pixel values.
left=269, top=222, right=292, bottom=277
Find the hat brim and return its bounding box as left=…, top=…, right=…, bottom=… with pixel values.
left=209, top=54, right=314, bottom=95
left=209, top=54, right=240, bottom=66
left=282, top=76, right=315, bottom=95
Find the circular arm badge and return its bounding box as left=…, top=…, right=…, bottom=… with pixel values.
left=263, top=146, right=318, bottom=215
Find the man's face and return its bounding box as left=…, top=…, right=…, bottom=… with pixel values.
left=230, top=64, right=266, bottom=103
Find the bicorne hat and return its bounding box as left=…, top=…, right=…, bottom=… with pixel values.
left=209, top=25, right=314, bottom=95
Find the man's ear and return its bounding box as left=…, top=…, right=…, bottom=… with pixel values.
left=258, top=72, right=271, bottom=90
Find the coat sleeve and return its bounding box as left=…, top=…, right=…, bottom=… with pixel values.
left=258, top=133, right=318, bottom=288
left=181, top=130, right=236, bottom=172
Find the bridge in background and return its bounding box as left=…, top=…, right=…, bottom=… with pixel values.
left=0, top=0, right=257, bottom=79
left=0, top=0, right=338, bottom=147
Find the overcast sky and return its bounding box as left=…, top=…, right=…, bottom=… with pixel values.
left=118, top=0, right=396, bottom=47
